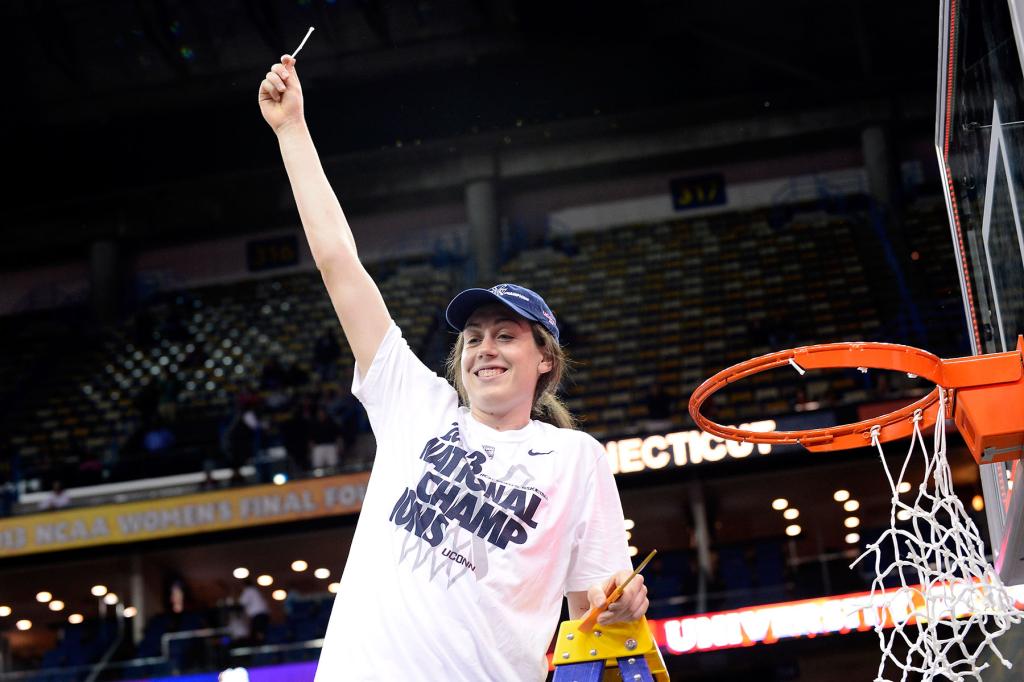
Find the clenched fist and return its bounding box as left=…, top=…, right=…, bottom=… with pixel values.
left=258, top=54, right=304, bottom=134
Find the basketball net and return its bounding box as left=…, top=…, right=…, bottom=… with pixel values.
left=852, top=387, right=1023, bottom=681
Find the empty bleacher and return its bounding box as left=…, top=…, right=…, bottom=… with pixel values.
left=2, top=196, right=964, bottom=491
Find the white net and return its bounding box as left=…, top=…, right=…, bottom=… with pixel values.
left=851, top=388, right=1024, bottom=682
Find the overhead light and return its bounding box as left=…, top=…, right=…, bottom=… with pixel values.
left=291, top=560, right=308, bottom=572
left=845, top=533, right=861, bottom=544
left=0, top=606, right=10, bottom=617
left=783, top=508, right=800, bottom=520
left=233, top=567, right=250, bottom=580
left=104, top=593, right=119, bottom=606
left=844, top=517, right=861, bottom=529
left=625, top=530, right=632, bottom=540
left=257, top=575, right=273, bottom=587
left=833, top=490, right=850, bottom=503
left=272, top=473, right=287, bottom=486
left=327, top=582, right=340, bottom=594
left=272, top=590, right=287, bottom=601
left=771, top=498, right=788, bottom=511
left=628, top=546, right=639, bottom=557
left=91, top=585, right=108, bottom=597
left=623, top=519, right=635, bottom=530
left=972, top=495, right=985, bottom=512
left=48, top=600, right=65, bottom=612
left=68, top=614, right=84, bottom=625
left=785, top=524, right=801, bottom=537
left=15, top=620, right=31, bottom=631
left=898, top=481, right=912, bottom=494
left=844, top=500, right=860, bottom=512
left=123, top=607, right=138, bottom=618
left=897, top=509, right=912, bottom=522
left=314, top=568, right=331, bottom=580
left=36, top=592, right=52, bottom=603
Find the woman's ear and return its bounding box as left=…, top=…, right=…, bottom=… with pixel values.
left=538, top=354, right=553, bottom=375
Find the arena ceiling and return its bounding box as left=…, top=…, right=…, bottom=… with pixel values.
left=8, top=0, right=938, bottom=265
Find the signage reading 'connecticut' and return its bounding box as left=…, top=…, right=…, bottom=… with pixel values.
left=0, top=473, right=369, bottom=559
left=603, top=421, right=777, bottom=474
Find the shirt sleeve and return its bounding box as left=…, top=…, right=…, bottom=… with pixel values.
left=351, top=322, right=458, bottom=457
left=563, top=436, right=632, bottom=593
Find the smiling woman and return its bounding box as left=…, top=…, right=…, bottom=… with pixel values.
left=259, top=54, right=646, bottom=682
left=444, top=293, right=573, bottom=431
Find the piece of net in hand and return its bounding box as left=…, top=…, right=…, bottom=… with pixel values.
left=852, top=388, right=1023, bottom=682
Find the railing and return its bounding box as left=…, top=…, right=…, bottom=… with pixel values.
left=0, top=626, right=229, bottom=682
left=227, top=639, right=324, bottom=659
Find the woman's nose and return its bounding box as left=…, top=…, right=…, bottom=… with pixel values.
left=476, top=335, right=497, bottom=355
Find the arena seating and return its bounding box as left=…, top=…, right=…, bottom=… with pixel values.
left=2, top=262, right=453, bottom=493
left=2, top=197, right=963, bottom=496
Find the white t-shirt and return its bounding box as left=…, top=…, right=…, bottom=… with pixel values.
left=315, top=323, right=630, bottom=681
left=239, top=586, right=268, bottom=618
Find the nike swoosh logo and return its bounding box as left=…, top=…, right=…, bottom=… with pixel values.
left=527, top=449, right=554, bottom=456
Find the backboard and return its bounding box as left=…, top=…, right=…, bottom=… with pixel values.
left=936, top=0, right=1024, bottom=583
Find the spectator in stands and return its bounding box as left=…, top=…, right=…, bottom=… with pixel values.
left=259, top=356, right=286, bottom=392
left=259, top=55, right=646, bottom=680
left=308, top=407, right=341, bottom=475
left=325, top=384, right=368, bottom=459
left=222, top=391, right=264, bottom=482
left=169, top=578, right=187, bottom=614
left=0, top=481, right=15, bottom=517
left=0, top=462, right=16, bottom=517
left=313, top=327, right=342, bottom=381
left=157, top=374, right=181, bottom=423
left=135, top=382, right=160, bottom=429
left=39, top=480, right=71, bottom=511
left=238, top=578, right=269, bottom=645
left=260, top=356, right=291, bottom=410
left=161, top=576, right=208, bottom=670
left=143, top=421, right=177, bottom=455
left=282, top=395, right=314, bottom=469
left=284, top=358, right=309, bottom=389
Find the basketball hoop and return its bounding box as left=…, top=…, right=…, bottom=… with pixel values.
left=689, top=337, right=1024, bottom=682
left=689, top=337, right=1024, bottom=464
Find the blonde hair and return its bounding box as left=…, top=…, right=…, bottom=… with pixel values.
left=446, top=323, right=575, bottom=429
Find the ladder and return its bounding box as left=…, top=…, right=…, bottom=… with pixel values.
left=551, top=616, right=669, bottom=682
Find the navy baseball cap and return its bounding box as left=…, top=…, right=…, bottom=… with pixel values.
left=445, top=284, right=560, bottom=343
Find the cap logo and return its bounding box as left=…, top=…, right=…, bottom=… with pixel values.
left=491, top=284, right=529, bottom=302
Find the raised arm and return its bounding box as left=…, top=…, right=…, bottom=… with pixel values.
left=258, top=54, right=390, bottom=374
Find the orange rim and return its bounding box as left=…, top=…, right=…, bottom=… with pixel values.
left=688, top=342, right=945, bottom=452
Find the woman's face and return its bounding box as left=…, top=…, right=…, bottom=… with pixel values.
left=461, top=304, right=552, bottom=422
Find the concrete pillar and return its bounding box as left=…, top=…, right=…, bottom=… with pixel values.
left=130, top=554, right=145, bottom=643
left=688, top=482, right=712, bottom=614
left=861, top=124, right=898, bottom=211
left=463, top=154, right=500, bottom=285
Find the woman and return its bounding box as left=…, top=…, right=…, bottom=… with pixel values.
left=258, top=54, right=648, bottom=681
